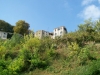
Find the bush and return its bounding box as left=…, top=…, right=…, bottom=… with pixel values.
left=8, top=57, right=24, bottom=74
left=0, top=46, right=7, bottom=59
left=68, top=60, right=100, bottom=75
left=67, top=42, right=80, bottom=59
left=8, top=33, right=23, bottom=47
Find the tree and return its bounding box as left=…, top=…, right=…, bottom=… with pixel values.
left=13, top=20, right=30, bottom=35
left=95, top=19, right=100, bottom=32
left=78, top=19, right=96, bottom=42
left=0, top=20, right=14, bottom=38
left=78, top=19, right=94, bottom=32
left=0, top=20, right=13, bottom=32
left=94, top=19, right=100, bottom=42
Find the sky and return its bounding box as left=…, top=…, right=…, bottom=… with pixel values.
left=0, top=0, right=100, bottom=32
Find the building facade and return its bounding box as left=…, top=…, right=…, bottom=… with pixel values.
left=53, top=26, right=67, bottom=39
left=0, top=31, right=7, bottom=39
left=35, top=30, right=50, bottom=39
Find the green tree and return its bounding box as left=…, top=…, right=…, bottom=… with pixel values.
left=78, top=19, right=95, bottom=42
left=13, top=20, right=30, bottom=35
left=95, top=19, right=100, bottom=32
left=0, top=20, right=13, bottom=32
left=78, top=19, right=94, bottom=33
left=93, top=19, right=100, bottom=42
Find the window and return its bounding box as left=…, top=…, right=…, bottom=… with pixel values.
left=60, top=31, right=62, bottom=35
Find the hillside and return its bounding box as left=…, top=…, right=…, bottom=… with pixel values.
left=0, top=19, right=100, bottom=75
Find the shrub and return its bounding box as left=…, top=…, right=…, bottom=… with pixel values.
left=68, top=60, right=100, bottom=75
left=78, top=48, right=90, bottom=65
left=0, top=46, right=7, bottom=59
left=67, top=42, right=80, bottom=59
left=8, top=33, right=23, bottom=47
left=8, top=57, right=24, bottom=74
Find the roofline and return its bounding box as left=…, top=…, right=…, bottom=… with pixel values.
left=35, top=30, right=50, bottom=33
left=54, top=26, right=66, bottom=29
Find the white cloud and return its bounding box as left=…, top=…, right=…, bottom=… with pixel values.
left=82, top=0, right=95, bottom=6
left=78, top=5, right=100, bottom=20
left=98, top=0, right=100, bottom=3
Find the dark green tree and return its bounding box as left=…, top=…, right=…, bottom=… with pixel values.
left=0, top=20, right=13, bottom=32
left=13, top=20, right=30, bottom=35
left=0, top=20, right=14, bottom=38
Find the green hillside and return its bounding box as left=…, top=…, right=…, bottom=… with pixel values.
left=0, top=19, right=100, bottom=75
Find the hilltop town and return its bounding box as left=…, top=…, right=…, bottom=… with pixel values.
left=35, top=26, right=67, bottom=39
left=0, top=20, right=67, bottom=39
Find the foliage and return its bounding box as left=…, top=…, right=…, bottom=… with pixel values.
left=0, top=20, right=14, bottom=38
left=8, top=57, right=24, bottom=73
left=13, top=20, right=30, bottom=35
left=67, top=60, right=100, bottom=75
left=0, top=19, right=100, bottom=75
left=0, top=20, right=13, bottom=32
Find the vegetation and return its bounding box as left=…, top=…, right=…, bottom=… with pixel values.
left=0, top=20, right=13, bottom=32
left=0, top=20, right=14, bottom=38
left=0, top=19, right=100, bottom=75
left=13, top=20, right=30, bottom=35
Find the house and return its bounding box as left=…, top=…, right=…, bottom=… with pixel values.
left=35, top=30, right=50, bottom=39
left=34, top=26, right=67, bottom=39
left=53, top=26, right=67, bottom=39
left=0, top=31, right=8, bottom=39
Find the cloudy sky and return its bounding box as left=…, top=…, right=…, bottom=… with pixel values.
left=0, top=0, right=100, bottom=32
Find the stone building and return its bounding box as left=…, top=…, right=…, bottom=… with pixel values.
left=35, top=30, right=50, bottom=39
left=53, top=26, right=67, bottom=39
